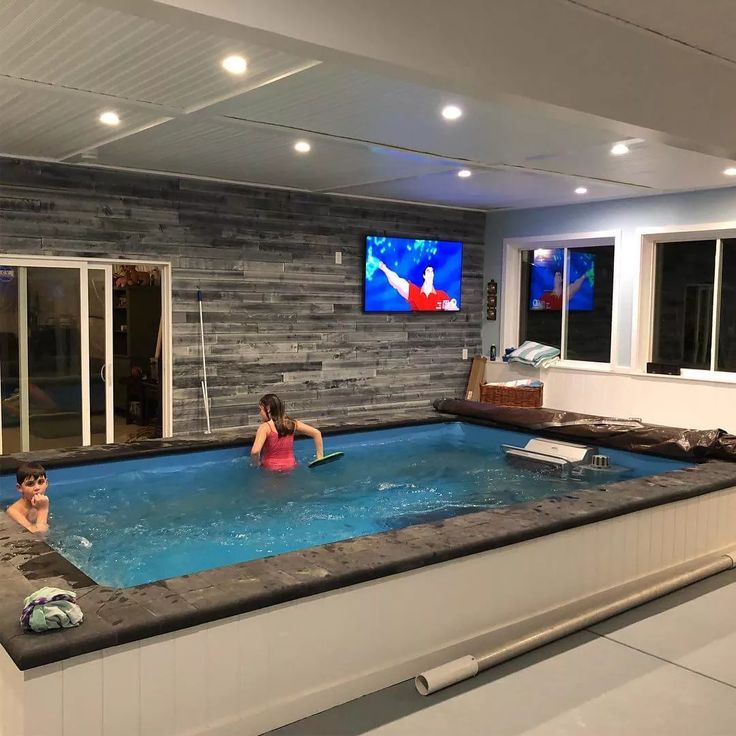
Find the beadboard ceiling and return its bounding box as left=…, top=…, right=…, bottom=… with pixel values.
left=1, top=0, right=735, bottom=210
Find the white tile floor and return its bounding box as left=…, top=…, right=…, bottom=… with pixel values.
left=271, top=570, right=736, bottom=736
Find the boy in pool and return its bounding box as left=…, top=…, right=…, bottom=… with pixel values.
left=6, top=462, right=50, bottom=533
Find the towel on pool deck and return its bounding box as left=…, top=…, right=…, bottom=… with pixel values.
left=21, top=586, right=83, bottom=633
left=507, top=341, right=560, bottom=369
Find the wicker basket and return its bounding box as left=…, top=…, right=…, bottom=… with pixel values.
left=480, top=382, right=543, bottom=408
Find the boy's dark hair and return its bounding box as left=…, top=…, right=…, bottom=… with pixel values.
left=16, top=462, right=46, bottom=484
left=259, top=394, right=295, bottom=437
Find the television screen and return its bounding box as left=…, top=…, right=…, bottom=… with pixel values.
left=529, top=248, right=595, bottom=311
left=364, top=235, right=462, bottom=312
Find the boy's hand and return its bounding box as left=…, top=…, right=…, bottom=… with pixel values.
left=31, top=494, right=49, bottom=509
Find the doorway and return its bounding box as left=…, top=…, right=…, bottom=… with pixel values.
left=111, top=263, right=163, bottom=443
left=0, top=257, right=171, bottom=454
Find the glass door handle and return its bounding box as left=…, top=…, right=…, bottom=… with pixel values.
left=101, top=363, right=107, bottom=382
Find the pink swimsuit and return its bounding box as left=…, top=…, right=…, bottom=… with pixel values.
left=261, top=430, right=297, bottom=471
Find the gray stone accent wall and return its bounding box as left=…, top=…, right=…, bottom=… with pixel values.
left=0, top=158, right=485, bottom=433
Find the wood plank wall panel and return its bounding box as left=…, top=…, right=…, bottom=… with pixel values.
left=0, top=158, right=485, bottom=434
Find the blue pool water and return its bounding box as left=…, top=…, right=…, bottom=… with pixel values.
left=8, top=423, right=689, bottom=587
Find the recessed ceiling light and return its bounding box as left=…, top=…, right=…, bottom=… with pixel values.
left=457, top=169, right=472, bottom=178
left=610, top=142, right=630, bottom=156
left=575, top=186, right=588, bottom=195
left=294, top=140, right=311, bottom=153
left=99, top=111, right=120, bottom=126
left=724, top=167, right=736, bottom=176
left=441, top=105, right=463, bottom=121
left=222, top=55, right=247, bottom=75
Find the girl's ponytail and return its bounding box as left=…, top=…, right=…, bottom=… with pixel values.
left=259, top=394, right=295, bottom=437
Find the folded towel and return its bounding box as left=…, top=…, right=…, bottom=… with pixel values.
left=486, top=378, right=544, bottom=388
left=508, top=341, right=560, bottom=368
left=21, top=586, right=83, bottom=633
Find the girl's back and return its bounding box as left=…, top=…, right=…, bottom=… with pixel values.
left=261, top=423, right=297, bottom=471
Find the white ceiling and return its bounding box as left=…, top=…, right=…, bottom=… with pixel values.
left=1, top=0, right=735, bottom=211
left=574, top=0, right=736, bottom=64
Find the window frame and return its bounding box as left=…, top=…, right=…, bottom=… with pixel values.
left=501, top=230, right=621, bottom=368
left=636, top=223, right=736, bottom=380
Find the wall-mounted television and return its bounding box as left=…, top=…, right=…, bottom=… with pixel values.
left=364, top=235, right=463, bottom=312
left=529, top=248, right=595, bottom=311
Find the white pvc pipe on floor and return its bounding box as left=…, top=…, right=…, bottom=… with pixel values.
left=415, top=547, right=736, bottom=695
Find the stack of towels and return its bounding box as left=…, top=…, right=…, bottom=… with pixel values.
left=21, top=587, right=83, bottom=633
left=507, top=341, right=560, bottom=369
left=485, top=378, right=543, bottom=388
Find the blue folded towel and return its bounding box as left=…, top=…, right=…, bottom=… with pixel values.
left=507, top=341, right=560, bottom=368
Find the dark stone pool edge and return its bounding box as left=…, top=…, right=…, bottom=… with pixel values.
left=2, top=417, right=736, bottom=671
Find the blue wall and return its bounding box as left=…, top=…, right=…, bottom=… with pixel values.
left=483, top=186, right=736, bottom=365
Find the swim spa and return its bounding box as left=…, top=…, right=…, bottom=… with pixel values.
left=1, top=414, right=736, bottom=736
left=42, top=423, right=690, bottom=587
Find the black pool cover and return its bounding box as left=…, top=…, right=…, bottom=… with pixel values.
left=433, top=399, right=736, bottom=462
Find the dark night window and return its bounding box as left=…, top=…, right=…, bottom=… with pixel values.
left=519, top=244, right=615, bottom=363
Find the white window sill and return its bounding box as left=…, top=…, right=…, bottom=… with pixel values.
left=540, top=362, right=736, bottom=386
left=546, top=360, right=613, bottom=373
left=626, top=369, right=736, bottom=386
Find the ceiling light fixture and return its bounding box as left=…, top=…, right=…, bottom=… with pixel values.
left=575, top=186, right=588, bottom=195
left=457, top=169, right=472, bottom=178
left=99, top=111, right=120, bottom=126
left=610, top=142, right=630, bottom=156
left=222, top=55, right=247, bottom=75
left=294, top=140, right=311, bottom=153
left=441, top=105, right=463, bottom=121
left=724, top=167, right=736, bottom=176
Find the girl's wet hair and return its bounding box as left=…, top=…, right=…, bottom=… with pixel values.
left=259, top=394, right=295, bottom=437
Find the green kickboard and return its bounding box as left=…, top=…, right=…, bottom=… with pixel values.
left=308, top=452, right=345, bottom=468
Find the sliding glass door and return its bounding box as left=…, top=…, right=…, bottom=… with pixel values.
left=0, top=259, right=113, bottom=454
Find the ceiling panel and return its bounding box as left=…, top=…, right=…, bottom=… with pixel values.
left=519, top=140, right=735, bottom=190
left=0, top=80, right=169, bottom=159
left=211, top=64, right=620, bottom=165
left=92, top=117, right=456, bottom=191
left=577, top=0, right=736, bottom=64
left=329, top=168, right=644, bottom=210
left=0, top=0, right=315, bottom=111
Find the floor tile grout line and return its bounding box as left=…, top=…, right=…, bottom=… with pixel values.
left=584, top=627, right=736, bottom=692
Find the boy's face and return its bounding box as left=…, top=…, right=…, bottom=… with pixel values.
left=17, top=474, right=48, bottom=502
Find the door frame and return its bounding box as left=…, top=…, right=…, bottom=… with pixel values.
left=0, top=255, right=173, bottom=452
left=87, top=263, right=115, bottom=444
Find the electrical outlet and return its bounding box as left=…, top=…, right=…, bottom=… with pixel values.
left=462, top=348, right=468, bottom=360
left=335, top=251, right=342, bottom=265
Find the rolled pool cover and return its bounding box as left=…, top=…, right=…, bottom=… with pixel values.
left=433, top=398, right=736, bottom=462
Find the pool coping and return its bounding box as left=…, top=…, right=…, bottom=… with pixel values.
left=2, top=413, right=736, bottom=671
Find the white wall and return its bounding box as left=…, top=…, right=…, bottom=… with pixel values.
left=485, top=362, right=736, bottom=432
left=483, top=186, right=736, bottom=430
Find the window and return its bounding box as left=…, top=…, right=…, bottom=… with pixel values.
left=652, top=239, right=735, bottom=373
left=518, top=244, right=615, bottom=363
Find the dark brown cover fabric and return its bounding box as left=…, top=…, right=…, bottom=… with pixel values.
left=433, top=399, right=736, bottom=462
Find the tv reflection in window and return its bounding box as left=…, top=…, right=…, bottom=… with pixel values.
left=529, top=248, right=595, bottom=311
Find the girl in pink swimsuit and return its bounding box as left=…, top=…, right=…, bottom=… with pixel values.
left=250, top=394, right=324, bottom=471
